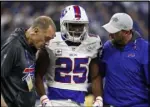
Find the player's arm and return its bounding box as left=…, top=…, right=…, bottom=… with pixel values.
left=35, top=47, right=52, bottom=106
left=89, top=58, right=103, bottom=102
left=35, top=47, right=49, bottom=96
left=89, top=36, right=105, bottom=107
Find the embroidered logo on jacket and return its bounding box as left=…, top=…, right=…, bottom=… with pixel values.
left=128, top=53, right=135, bottom=57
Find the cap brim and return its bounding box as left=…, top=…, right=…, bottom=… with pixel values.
left=102, top=23, right=121, bottom=34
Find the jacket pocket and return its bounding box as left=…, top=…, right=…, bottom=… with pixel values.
left=14, top=91, right=36, bottom=107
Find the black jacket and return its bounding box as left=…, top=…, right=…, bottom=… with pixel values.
left=1, top=28, right=37, bottom=107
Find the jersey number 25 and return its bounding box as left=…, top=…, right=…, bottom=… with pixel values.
left=55, top=57, right=89, bottom=83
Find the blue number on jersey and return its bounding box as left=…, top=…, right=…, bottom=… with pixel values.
left=55, top=58, right=72, bottom=83
left=55, top=57, right=89, bottom=83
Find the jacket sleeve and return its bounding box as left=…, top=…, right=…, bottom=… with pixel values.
left=143, top=64, right=149, bottom=86
left=142, top=42, right=149, bottom=86
left=1, top=44, right=19, bottom=78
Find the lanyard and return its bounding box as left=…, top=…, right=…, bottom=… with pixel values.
left=25, top=50, right=31, bottom=67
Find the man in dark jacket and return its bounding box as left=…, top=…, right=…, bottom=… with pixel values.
left=1, top=16, right=56, bottom=107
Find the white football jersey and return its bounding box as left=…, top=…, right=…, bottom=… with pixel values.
left=45, top=32, right=102, bottom=91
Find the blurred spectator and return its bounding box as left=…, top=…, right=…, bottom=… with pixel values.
left=1, top=1, right=148, bottom=44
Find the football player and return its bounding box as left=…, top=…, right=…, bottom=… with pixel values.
left=35, top=5, right=103, bottom=107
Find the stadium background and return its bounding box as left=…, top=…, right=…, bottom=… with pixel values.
left=1, top=1, right=149, bottom=106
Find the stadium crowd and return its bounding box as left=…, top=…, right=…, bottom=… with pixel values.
left=1, top=1, right=149, bottom=44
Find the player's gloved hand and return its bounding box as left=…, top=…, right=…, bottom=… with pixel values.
left=93, top=96, right=103, bottom=107
left=40, top=95, right=53, bottom=107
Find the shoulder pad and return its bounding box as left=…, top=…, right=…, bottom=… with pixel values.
left=88, top=33, right=99, bottom=38
left=55, top=32, right=61, bottom=36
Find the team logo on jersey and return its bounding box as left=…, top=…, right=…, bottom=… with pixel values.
left=55, top=49, right=62, bottom=56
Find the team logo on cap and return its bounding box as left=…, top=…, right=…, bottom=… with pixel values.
left=112, top=17, right=119, bottom=22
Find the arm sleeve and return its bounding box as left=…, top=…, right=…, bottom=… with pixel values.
left=1, top=44, right=19, bottom=78
left=143, top=64, right=149, bottom=85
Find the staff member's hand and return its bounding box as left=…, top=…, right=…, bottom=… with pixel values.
left=1, top=95, right=8, bottom=107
